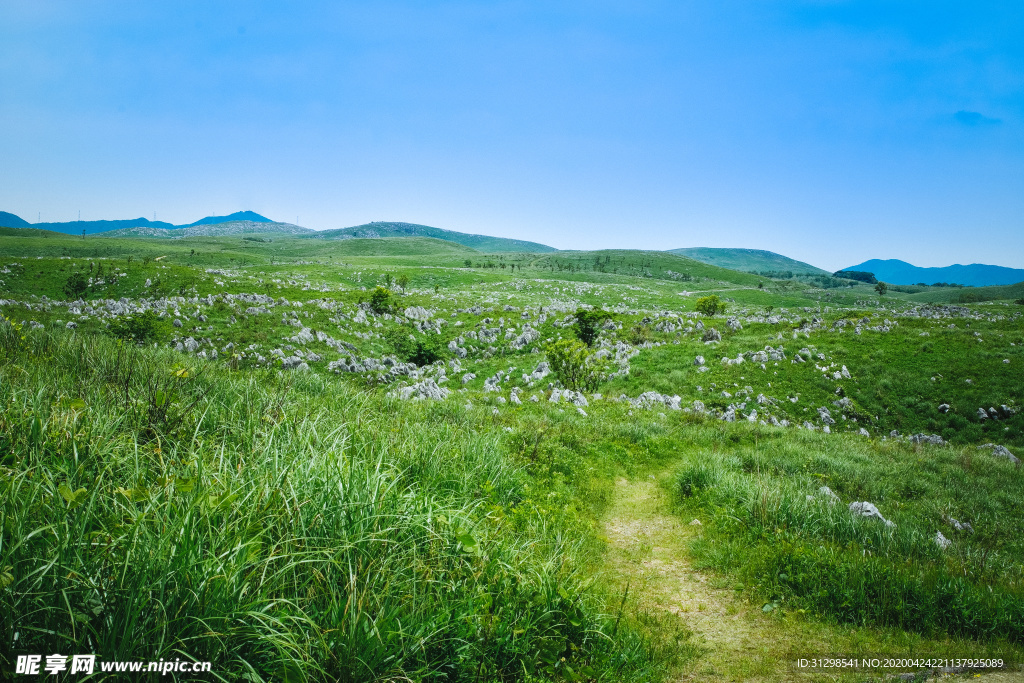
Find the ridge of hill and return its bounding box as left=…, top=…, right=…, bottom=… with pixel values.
left=0, top=211, right=31, bottom=228
left=99, top=220, right=313, bottom=239
left=311, top=221, right=556, bottom=253
left=669, top=247, right=829, bottom=276
left=843, top=258, right=1024, bottom=287
left=0, top=210, right=274, bottom=235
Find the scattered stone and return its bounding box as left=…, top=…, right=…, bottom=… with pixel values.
left=394, top=378, right=450, bottom=401
left=909, top=433, right=944, bottom=446
left=818, top=486, right=841, bottom=504
left=938, top=403, right=950, bottom=413
left=849, top=501, right=895, bottom=527
left=702, top=328, right=721, bottom=343
left=934, top=531, right=951, bottom=550
left=979, top=443, right=1020, bottom=465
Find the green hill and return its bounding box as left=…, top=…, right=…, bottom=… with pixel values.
left=905, top=280, right=1024, bottom=304
left=0, top=226, right=71, bottom=239
left=668, top=247, right=829, bottom=276
left=311, top=221, right=556, bottom=253
left=527, top=249, right=764, bottom=286
left=307, top=236, right=478, bottom=257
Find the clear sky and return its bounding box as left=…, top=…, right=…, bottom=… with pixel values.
left=1, top=1, right=1021, bottom=270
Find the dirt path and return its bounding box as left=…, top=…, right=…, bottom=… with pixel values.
left=601, top=475, right=1024, bottom=682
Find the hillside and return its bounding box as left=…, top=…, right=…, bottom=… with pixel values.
left=844, top=258, right=1024, bottom=287
left=304, top=236, right=478, bottom=257
left=0, top=211, right=31, bottom=228
left=2, top=232, right=1024, bottom=680
left=99, top=220, right=313, bottom=239
left=527, top=249, right=765, bottom=286
left=0, top=226, right=70, bottom=238
left=311, top=221, right=556, bottom=253
left=669, top=247, right=829, bottom=275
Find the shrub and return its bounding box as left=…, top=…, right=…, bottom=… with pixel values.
left=694, top=295, right=725, bottom=317
left=385, top=328, right=446, bottom=367
left=368, top=286, right=393, bottom=314
left=627, top=324, right=651, bottom=345
left=107, top=310, right=169, bottom=344
left=63, top=270, right=88, bottom=299
left=572, top=308, right=611, bottom=346
left=544, top=339, right=607, bottom=392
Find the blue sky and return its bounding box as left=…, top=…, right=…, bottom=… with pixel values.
left=1, top=1, right=1021, bottom=270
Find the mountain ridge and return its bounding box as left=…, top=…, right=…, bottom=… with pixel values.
left=842, top=258, right=1024, bottom=287
left=0, top=210, right=273, bottom=235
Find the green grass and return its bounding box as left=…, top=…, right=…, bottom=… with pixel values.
left=670, top=424, right=1024, bottom=643
left=1, top=230, right=1022, bottom=680
left=668, top=247, right=830, bottom=276
left=0, top=326, right=663, bottom=682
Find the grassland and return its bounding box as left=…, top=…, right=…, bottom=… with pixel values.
left=1, top=230, right=1022, bottom=681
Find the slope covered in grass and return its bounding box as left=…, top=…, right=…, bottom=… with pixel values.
left=2, top=230, right=1023, bottom=679
left=312, top=221, right=557, bottom=253
left=0, top=326, right=662, bottom=682
left=669, top=247, right=829, bottom=276
left=526, top=249, right=765, bottom=287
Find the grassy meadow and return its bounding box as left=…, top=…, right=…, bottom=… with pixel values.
left=1, top=229, right=1023, bottom=681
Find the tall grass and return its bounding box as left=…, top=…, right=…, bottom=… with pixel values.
left=673, top=430, right=1024, bottom=641
left=0, top=325, right=656, bottom=681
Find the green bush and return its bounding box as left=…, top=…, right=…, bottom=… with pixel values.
left=368, top=286, right=393, bottom=314
left=544, top=339, right=607, bottom=392
left=386, top=328, right=447, bottom=366
left=694, top=295, right=725, bottom=317
left=572, top=308, right=611, bottom=346
left=107, top=310, right=169, bottom=344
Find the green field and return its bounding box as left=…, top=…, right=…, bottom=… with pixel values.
left=2, top=231, right=1023, bottom=681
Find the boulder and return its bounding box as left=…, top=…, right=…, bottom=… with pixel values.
left=849, top=501, right=895, bottom=527
left=395, top=378, right=450, bottom=401
left=979, top=443, right=1020, bottom=465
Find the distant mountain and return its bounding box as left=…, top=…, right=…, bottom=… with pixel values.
left=181, top=211, right=273, bottom=227
left=0, top=211, right=31, bottom=227
left=0, top=210, right=273, bottom=235
left=842, top=259, right=1024, bottom=287
left=669, top=247, right=829, bottom=275
left=311, top=221, right=556, bottom=253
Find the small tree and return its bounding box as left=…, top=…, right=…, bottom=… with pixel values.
left=64, top=270, right=88, bottom=299
left=544, top=339, right=608, bottom=392
left=695, top=295, right=724, bottom=317
left=572, top=308, right=611, bottom=346
left=396, top=274, right=410, bottom=292
left=875, top=282, right=888, bottom=297
left=369, top=286, right=393, bottom=314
